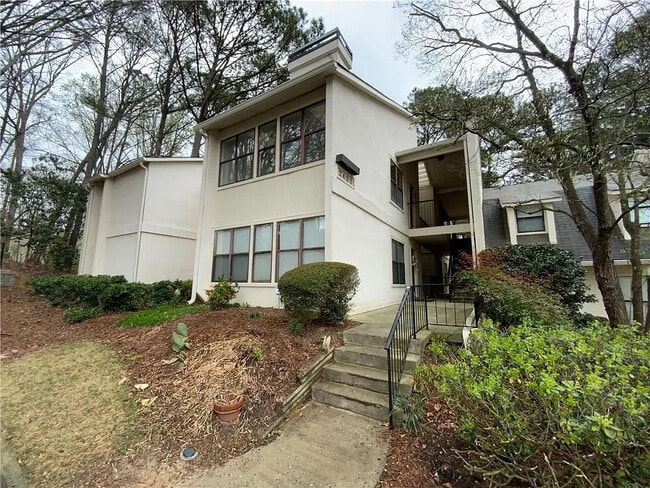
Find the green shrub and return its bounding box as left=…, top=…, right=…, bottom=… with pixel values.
left=62, top=306, right=103, bottom=323
left=28, top=275, right=194, bottom=316
left=474, top=244, right=594, bottom=323
left=418, top=320, right=650, bottom=487
left=99, top=282, right=149, bottom=312
left=27, top=275, right=127, bottom=308
left=278, top=262, right=359, bottom=328
left=206, top=278, right=239, bottom=309
left=499, top=244, right=594, bottom=319
left=457, top=268, right=570, bottom=329
left=119, top=304, right=208, bottom=328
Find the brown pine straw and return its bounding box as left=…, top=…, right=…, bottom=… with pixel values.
left=170, top=336, right=263, bottom=436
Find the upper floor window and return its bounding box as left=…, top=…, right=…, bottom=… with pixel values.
left=390, top=161, right=403, bottom=208
left=220, top=130, right=254, bottom=186
left=257, top=121, right=276, bottom=177
left=280, top=102, right=325, bottom=171
left=516, top=204, right=545, bottom=233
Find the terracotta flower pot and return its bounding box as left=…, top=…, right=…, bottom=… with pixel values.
left=214, top=395, right=244, bottom=422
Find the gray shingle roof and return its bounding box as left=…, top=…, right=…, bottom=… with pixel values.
left=482, top=179, right=650, bottom=261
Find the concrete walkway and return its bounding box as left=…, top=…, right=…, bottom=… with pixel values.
left=185, top=403, right=387, bottom=488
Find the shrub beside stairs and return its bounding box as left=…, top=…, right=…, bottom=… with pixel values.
left=312, top=322, right=432, bottom=422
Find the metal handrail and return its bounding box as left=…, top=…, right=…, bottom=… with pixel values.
left=384, top=285, right=428, bottom=429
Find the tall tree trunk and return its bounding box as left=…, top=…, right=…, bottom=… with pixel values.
left=1, top=120, right=26, bottom=263
left=643, top=276, right=650, bottom=334
left=191, top=131, right=202, bottom=157
left=592, top=237, right=629, bottom=326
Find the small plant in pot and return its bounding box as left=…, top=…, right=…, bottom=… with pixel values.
left=213, top=392, right=244, bottom=422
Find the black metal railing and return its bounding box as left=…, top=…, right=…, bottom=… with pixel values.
left=422, top=282, right=478, bottom=327
left=409, top=199, right=444, bottom=228
left=384, top=285, right=428, bottom=429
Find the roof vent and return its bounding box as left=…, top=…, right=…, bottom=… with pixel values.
left=288, top=28, right=353, bottom=79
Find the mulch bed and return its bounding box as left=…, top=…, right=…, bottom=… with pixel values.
left=380, top=394, right=484, bottom=488
left=0, top=262, right=352, bottom=486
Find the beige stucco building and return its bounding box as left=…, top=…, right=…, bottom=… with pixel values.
left=190, top=30, right=485, bottom=313
left=78, top=157, right=202, bottom=282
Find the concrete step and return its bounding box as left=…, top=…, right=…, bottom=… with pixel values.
left=312, top=381, right=389, bottom=421
left=334, top=345, right=420, bottom=372
left=323, top=362, right=414, bottom=395
left=343, top=323, right=390, bottom=348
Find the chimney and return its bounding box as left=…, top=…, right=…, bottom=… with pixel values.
left=288, top=28, right=353, bottom=79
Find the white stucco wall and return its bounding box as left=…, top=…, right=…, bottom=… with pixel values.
left=107, top=169, right=145, bottom=237
left=105, top=234, right=138, bottom=281
left=194, top=89, right=327, bottom=306
left=78, top=183, right=104, bottom=274
left=136, top=233, right=197, bottom=283
left=326, top=78, right=417, bottom=312
left=79, top=159, right=202, bottom=282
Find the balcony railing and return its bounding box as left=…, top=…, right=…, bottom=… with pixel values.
left=408, top=199, right=471, bottom=229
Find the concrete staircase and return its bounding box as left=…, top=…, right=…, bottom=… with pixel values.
left=312, top=322, right=432, bottom=422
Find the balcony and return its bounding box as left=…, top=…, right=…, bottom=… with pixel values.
left=408, top=199, right=471, bottom=236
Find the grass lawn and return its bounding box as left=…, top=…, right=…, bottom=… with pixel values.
left=118, top=303, right=208, bottom=328
left=0, top=341, right=139, bottom=487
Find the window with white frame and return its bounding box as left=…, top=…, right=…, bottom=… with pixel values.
left=629, top=197, right=650, bottom=226
left=390, top=161, right=403, bottom=208
left=516, top=204, right=545, bottom=233
left=212, top=227, right=250, bottom=282
left=391, top=239, right=406, bottom=285
left=276, top=216, right=325, bottom=279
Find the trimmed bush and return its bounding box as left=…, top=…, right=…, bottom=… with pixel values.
left=27, top=275, right=194, bottom=321
left=457, top=268, right=570, bottom=329
left=278, top=262, right=359, bottom=327
left=417, top=320, right=650, bottom=487
left=27, top=275, right=127, bottom=308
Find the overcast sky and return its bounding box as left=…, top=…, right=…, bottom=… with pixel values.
left=294, top=0, right=431, bottom=105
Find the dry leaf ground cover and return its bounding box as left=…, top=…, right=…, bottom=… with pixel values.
left=0, top=263, right=351, bottom=487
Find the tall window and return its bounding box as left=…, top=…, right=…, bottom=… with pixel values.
left=391, top=239, right=405, bottom=285
left=257, top=121, right=276, bottom=176
left=516, top=205, right=545, bottom=233
left=277, top=216, right=325, bottom=279
left=212, top=227, right=250, bottom=282
left=390, top=161, right=403, bottom=208
left=252, top=224, right=273, bottom=282
left=280, top=102, right=325, bottom=171
left=220, top=129, right=254, bottom=186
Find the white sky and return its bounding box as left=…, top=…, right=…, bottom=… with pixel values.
left=294, top=0, right=431, bottom=105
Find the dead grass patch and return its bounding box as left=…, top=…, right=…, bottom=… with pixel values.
left=0, top=341, right=139, bottom=487
left=171, top=336, right=263, bottom=436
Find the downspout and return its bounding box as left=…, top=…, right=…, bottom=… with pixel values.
left=133, top=160, right=149, bottom=282
left=188, top=128, right=209, bottom=304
